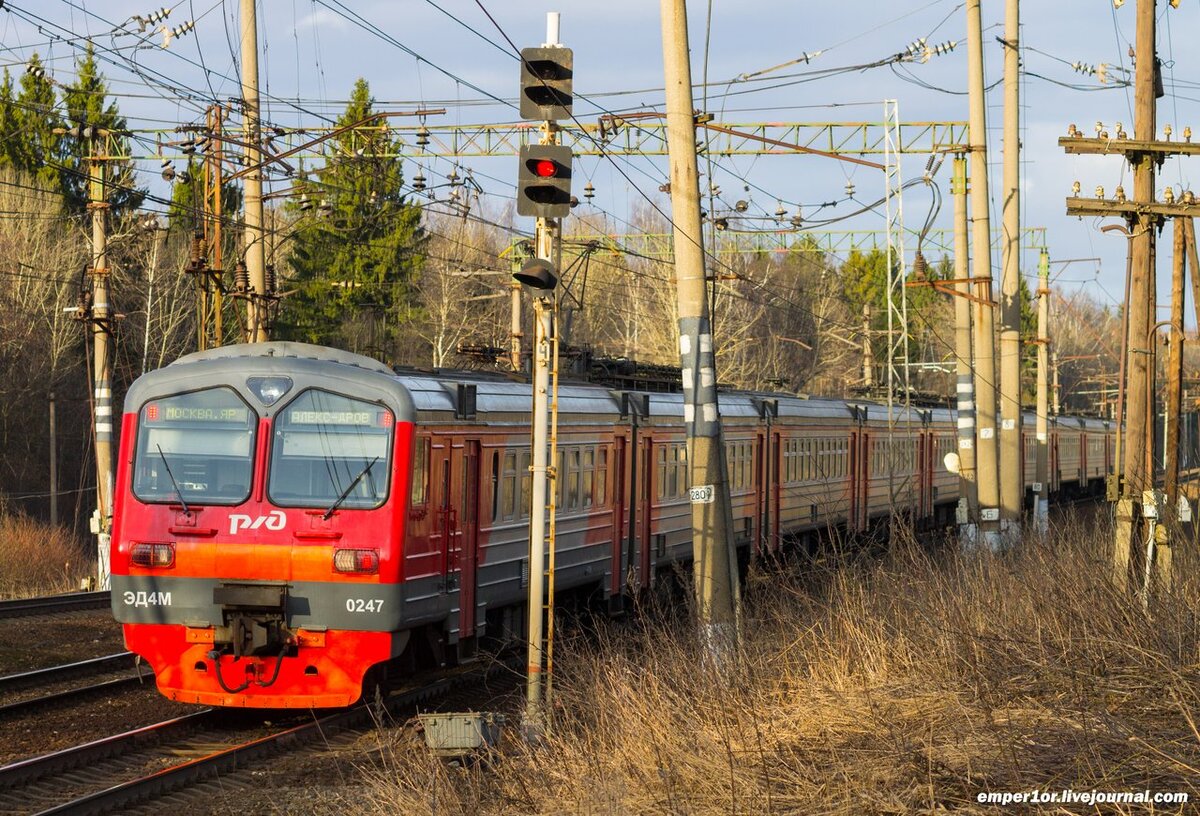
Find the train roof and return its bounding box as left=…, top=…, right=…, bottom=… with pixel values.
left=125, top=342, right=1111, bottom=431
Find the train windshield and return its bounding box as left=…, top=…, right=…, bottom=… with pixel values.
left=268, top=389, right=393, bottom=511
left=133, top=388, right=256, bottom=506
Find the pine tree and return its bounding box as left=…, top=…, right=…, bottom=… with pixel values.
left=0, top=70, right=19, bottom=171
left=60, top=45, right=144, bottom=214
left=277, top=78, right=424, bottom=350
left=12, top=54, right=63, bottom=190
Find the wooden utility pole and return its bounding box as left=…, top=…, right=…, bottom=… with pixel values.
left=48, top=391, right=57, bottom=528
left=1034, top=249, right=1050, bottom=535
left=89, top=150, right=113, bottom=588
left=660, top=0, right=740, bottom=659
left=998, top=0, right=1023, bottom=536
left=240, top=0, right=267, bottom=342
left=966, top=0, right=1001, bottom=549
left=951, top=155, right=978, bottom=537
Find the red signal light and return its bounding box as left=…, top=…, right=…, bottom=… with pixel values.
left=533, top=159, right=558, bottom=178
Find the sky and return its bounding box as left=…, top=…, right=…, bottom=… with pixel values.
left=2, top=0, right=1198, bottom=321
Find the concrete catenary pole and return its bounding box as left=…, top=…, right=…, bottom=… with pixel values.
left=951, top=155, right=978, bottom=539
left=966, top=0, right=1001, bottom=549
left=1161, top=217, right=1184, bottom=582
left=660, top=0, right=740, bottom=659
left=1034, top=249, right=1050, bottom=535
left=1112, top=0, right=1157, bottom=592
left=89, top=151, right=113, bottom=588
left=999, top=0, right=1023, bottom=536
left=240, top=0, right=267, bottom=342
left=523, top=255, right=553, bottom=733
left=862, top=304, right=874, bottom=387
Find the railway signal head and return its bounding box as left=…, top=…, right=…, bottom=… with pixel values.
left=519, top=46, right=573, bottom=121
left=517, top=144, right=573, bottom=219
left=514, top=257, right=558, bottom=291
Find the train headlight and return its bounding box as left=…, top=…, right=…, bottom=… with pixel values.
left=246, top=376, right=293, bottom=406
left=333, top=548, right=380, bottom=574
left=131, top=542, right=175, bottom=568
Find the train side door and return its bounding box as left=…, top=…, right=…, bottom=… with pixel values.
left=612, top=436, right=627, bottom=598
left=640, top=435, right=653, bottom=586
left=457, top=440, right=480, bottom=640
left=429, top=436, right=463, bottom=593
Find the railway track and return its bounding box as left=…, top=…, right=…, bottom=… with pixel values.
left=0, top=658, right=512, bottom=816
left=0, top=592, right=110, bottom=620
left=0, top=653, right=150, bottom=720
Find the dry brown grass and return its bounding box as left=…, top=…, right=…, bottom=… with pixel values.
left=357, top=510, right=1200, bottom=814
left=0, top=511, right=91, bottom=599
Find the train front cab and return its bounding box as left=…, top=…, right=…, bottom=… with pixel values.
left=111, top=345, right=417, bottom=708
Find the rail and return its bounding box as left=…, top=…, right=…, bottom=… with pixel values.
left=0, top=591, right=111, bottom=619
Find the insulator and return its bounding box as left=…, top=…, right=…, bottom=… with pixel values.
left=1067, top=123, right=1079, bottom=138
left=1164, top=186, right=1175, bottom=204
left=734, top=199, right=748, bottom=212
left=447, top=169, right=460, bottom=187
left=569, top=195, right=579, bottom=209
left=160, top=159, right=175, bottom=181
left=1184, top=190, right=1196, bottom=205
left=412, top=172, right=426, bottom=192
left=1185, top=127, right=1193, bottom=143
left=775, top=204, right=787, bottom=219
left=583, top=181, right=595, bottom=200
left=911, top=251, right=928, bottom=281
left=714, top=217, right=728, bottom=231
left=415, top=126, right=430, bottom=148
left=1116, top=125, right=1128, bottom=140
left=179, top=171, right=191, bottom=185
left=845, top=182, right=855, bottom=198
left=1114, top=185, right=1126, bottom=203
left=1095, top=121, right=1103, bottom=135
left=790, top=213, right=803, bottom=228
left=318, top=198, right=332, bottom=213
left=1094, top=185, right=1104, bottom=199
left=298, top=193, right=311, bottom=211
left=265, top=265, right=277, bottom=294
left=146, top=7, right=170, bottom=25
left=1071, top=180, right=1081, bottom=195
left=181, top=139, right=196, bottom=155
left=26, top=61, right=45, bottom=79
left=1164, top=124, right=1173, bottom=140
left=234, top=263, right=249, bottom=293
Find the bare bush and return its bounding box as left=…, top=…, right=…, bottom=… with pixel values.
left=357, top=515, right=1200, bottom=814
left=0, top=510, right=90, bottom=598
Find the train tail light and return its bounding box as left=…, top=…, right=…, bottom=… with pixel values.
left=333, top=548, right=379, bottom=574
left=131, top=542, right=175, bottom=568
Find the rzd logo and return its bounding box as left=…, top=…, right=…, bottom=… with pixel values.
left=228, top=511, right=287, bottom=535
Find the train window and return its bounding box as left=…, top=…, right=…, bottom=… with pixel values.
left=582, top=448, right=594, bottom=508
left=411, top=437, right=429, bottom=507
left=668, top=446, right=680, bottom=498
left=133, top=387, right=255, bottom=506
left=268, top=389, right=393, bottom=511
left=520, top=451, right=532, bottom=517
left=568, top=449, right=582, bottom=510
left=597, top=448, right=608, bottom=506
left=501, top=452, right=517, bottom=521
left=490, top=452, right=500, bottom=521
left=658, top=447, right=668, bottom=499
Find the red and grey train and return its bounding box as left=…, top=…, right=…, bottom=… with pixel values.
left=110, top=342, right=1113, bottom=707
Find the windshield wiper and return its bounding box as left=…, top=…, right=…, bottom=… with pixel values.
left=324, top=457, right=380, bottom=520
left=156, top=444, right=190, bottom=513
